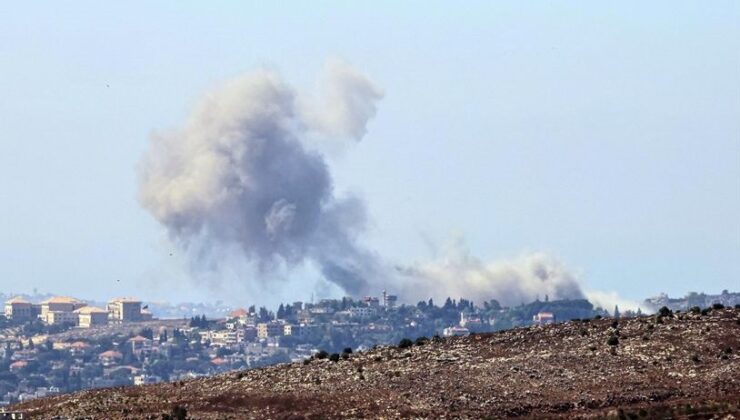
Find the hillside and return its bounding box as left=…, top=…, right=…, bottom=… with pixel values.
left=12, top=308, right=740, bottom=419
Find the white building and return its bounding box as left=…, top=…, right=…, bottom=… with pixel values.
left=443, top=326, right=470, bottom=337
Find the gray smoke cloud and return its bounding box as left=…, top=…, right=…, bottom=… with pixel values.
left=138, top=62, right=383, bottom=296
left=139, top=60, right=600, bottom=307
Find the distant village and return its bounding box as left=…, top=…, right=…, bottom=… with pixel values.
left=0, top=289, right=737, bottom=406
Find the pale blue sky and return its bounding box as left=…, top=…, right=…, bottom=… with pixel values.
left=1, top=2, right=738, bottom=305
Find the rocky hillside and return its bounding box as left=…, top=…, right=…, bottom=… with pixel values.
left=12, top=308, right=740, bottom=419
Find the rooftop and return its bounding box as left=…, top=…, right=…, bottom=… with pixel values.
left=98, top=350, right=122, bottom=359
left=5, top=296, right=31, bottom=304
left=108, top=297, right=141, bottom=304
left=41, top=296, right=83, bottom=305
left=74, top=306, right=107, bottom=314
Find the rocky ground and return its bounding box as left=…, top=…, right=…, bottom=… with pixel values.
left=11, top=308, right=740, bottom=419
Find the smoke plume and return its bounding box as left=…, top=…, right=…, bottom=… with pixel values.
left=395, top=240, right=585, bottom=307
left=138, top=62, right=382, bottom=296
left=139, top=60, right=624, bottom=309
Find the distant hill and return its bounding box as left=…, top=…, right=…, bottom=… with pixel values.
left=12, top=308, right=740, bottom=419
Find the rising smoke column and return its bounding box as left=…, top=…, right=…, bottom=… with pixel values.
left=139, top=61, right=605, bottom=307
left=138, top=62, right=383, bottom=296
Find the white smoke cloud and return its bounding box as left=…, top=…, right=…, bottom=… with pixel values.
left=138, top=63, right=383, bottom=296
left=585, top=290, right=649, bottom=313
left=395, top=240, right=585, bottom=306
left=300, top=59, right=384, bottom=141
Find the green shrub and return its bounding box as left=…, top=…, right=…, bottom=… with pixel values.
left=398, top=338, right=413, bottom=349
left=342, top=347, right=353, bottom=354
left=607, top=335, right=619, bottom=346
left=594, top=315, right=602, bottom=320
left=701, top=308, right=711, bottom=316
left=712, top=303, right=724, bottom=310
left=315, top=350, right=329, bottom=360
left=303, top=358, right=311, bottom=365
left=689, top=306, right=701, bottom=314
left=415, top=336, right=429, bottom=346
left=329, top=353, right=340, bottom=362
left=658, top=306, right=672, bottom=317
left=341, top=352, right=350, bottom=360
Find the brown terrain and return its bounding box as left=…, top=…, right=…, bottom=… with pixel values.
left=11, top=308, right=740, bottom=419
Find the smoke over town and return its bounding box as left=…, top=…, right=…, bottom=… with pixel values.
left=396, top=246, right=585, bottom=307
left=138, top=61, right=597, bottom=307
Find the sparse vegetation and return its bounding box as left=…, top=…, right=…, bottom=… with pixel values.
left=398, top=338, right=413, bottom=349
left=607, top=335, right=619, bottom=346
left=315, top=350, right=329, bottom=360
left=415, top=336, right=429, bottom=346
left=329, top=353, right=340, bottom=362
left=658, top=306, right=672, bottom=317
left=712, top=303, right=724, bottom=310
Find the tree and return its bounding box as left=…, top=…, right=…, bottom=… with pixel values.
left=258, top=307, right=271, bottom=322
left=613, top=305, right=620, bottom=319
left=398, top=338, right=413, bottom=349
left=443, top=297, right=454, bottom=310
left=277, top=304, right=285, bottom=320
left=27, top=338, right=34, bottom=350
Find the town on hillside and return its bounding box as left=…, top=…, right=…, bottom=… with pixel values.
left=0, top=289, right=737, bottom=406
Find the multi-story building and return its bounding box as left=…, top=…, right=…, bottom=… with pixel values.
left=349, top=306, right=377, bottom=318
left=257, top=320, right=285, bottom=338
left=107, top=297, right=142, bottom=323
left=4, top=297, right=32, bottom=321
left=45, top=310, right=79, bottom=326
left=75, top=306, right=109, bottom=328
left=40, top=296, right=87, bottom=324
left=128, top=336, right=153, bottom=357
left=381, top=290, right=398, bottom=309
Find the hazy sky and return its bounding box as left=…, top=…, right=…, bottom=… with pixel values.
left=1, top=2, right=738, bottom=306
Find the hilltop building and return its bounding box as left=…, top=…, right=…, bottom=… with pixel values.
left=107, top=297, right=143, bottom=323
left=75, top=306, right=109, bottom=328
left=40, top=296, right=87, bottom=325
left=4, top=297, right=33, bottom=321
left=382, top=290, right=398, bottom=309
